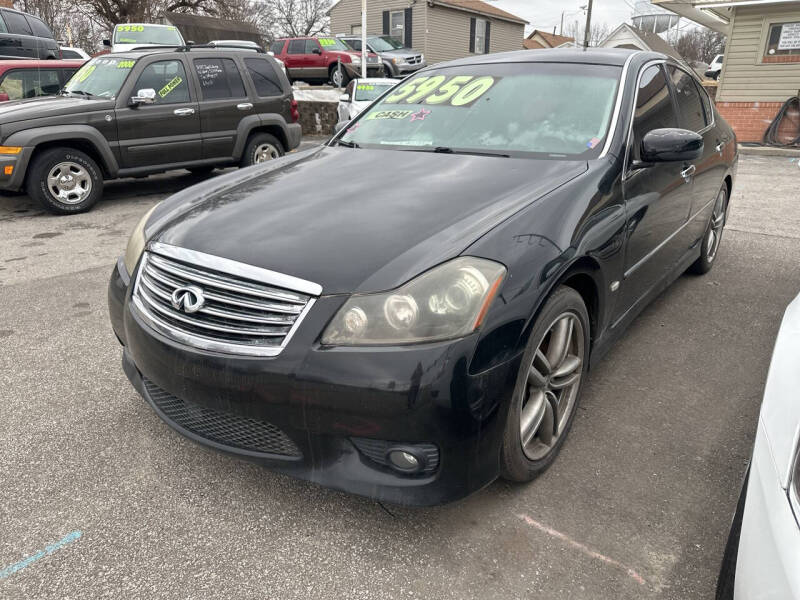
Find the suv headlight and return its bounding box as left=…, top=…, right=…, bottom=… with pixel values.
left=392, top=57, right=406, bottom=65
left=322, top=257, right=505, bottom=346
left=123, top=203, right=159, bottom=274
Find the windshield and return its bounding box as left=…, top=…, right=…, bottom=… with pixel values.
left=64, top=56, right=136, bottom=99
left=369, top=36, right=404, bottom=51
left=318, top=37, right=351, bottom=51
left=113, top=24, right=183, bottom=45
left=354, top=82, right=395, bottom=101
left=338, top=62, right=621, bottom=159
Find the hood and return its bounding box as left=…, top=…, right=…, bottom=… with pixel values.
left=150, top=147, right=588, bottom=295
left=380, top=49, right=421, bottom=58
left=0, top=96, right=115, bottom=126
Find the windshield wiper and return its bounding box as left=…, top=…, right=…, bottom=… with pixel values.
left=336, top=139, right=360, bottom=148
left=63, top=89, right=99, bottom=99
left=424, top=146, right=511, bottom=158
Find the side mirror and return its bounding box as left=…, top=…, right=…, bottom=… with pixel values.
left=0, top=92, right=9, bottom=102
left=333, top=120, right=350, bottom=134
left=311, top=47, right=322, bottom=55
left=339, top=93, right=350, bottom=102
left=103, top=39, right=111, bottom=47
left=131, top=88, right=156, bottom=106
left=640, top=128, right=703, bottom=163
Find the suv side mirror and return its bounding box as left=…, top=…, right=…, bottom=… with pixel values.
left=131, top=88, right=156, bottom=106
left=103, top=39, right=111, bottom=47
left=640, top=128, right=703, bottom=163
left=311, top=47, right=322, bottom=55
left=339, top=93, right=350, bottom=103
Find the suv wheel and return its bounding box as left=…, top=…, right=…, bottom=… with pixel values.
left=241, top=133, right=284, bottom=167
left=330, top=65, right=350, bottom=88
left=26, top=147, right=103, bottom=214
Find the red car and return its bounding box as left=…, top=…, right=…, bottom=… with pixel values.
left=270, top=36, right=383, bottom=87
left=0, top=59, right=86, bottom=102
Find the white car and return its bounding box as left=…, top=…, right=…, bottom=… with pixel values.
left=717, top=292, right=800, bottom=599
left=336, top=77, right=397, bottom=123
left=104, top=23, right=185, bottom=53
left=706, top=54, right=724, bottom=80
left=59, top=46, right=90, bottom=60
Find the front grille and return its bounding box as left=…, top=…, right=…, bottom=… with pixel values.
left=144, top=378, right=302, bottom=457
left=132, top=243, right=319, bottom=356
left=407, top=55, right=422, bottom=65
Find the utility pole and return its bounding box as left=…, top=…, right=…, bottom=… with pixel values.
left=583, top=0, right=594, bottom=49
left=361, top=0, right=367, bottom=79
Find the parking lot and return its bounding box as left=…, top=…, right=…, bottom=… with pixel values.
left=1, top=152, right=799, bottom=599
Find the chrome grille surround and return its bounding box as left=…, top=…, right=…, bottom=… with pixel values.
left=131, top=242, right=321, bottom=357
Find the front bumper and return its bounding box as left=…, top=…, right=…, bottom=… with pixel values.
left=109, top=259, right=520, bottom=506
left=0, top=147, right=33, bottom=191
left=735, top=421, right=800, bottom=598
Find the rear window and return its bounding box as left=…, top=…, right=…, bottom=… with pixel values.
left=245, top=58, right=283, bottom=96
left=0, top=68, right=61, bottom=100
left=2, top=10, right=33, bottom=35
left=25, top=15, right=53, bottom=39
left=194, top=58, right=246, bottom=99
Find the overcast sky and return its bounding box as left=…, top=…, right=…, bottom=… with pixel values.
left=493, top=0, right=636, bottom=35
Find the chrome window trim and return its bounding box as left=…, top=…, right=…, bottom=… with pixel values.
left=132, top=244, right=321, bottom=357
left=149, top=241, right=323, bottom=296
left=598, top=51, right=638, bottom=159
left=622, top=58, right=668, bottom=182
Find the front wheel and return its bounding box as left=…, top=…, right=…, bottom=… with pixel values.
left=26, top=147, right=103, bottom=214
left=689, top=185, right=728, bottom=275
left=500, top=286, right=590, bottom=482
left=330, top=65, right=350, bottom=88
left=240, top=133, right=284, bottom=168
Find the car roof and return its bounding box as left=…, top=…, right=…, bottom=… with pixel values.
left=0, top=59, right=86, bottom=71
left=109, top=47, right=266, bottom=58
left=439, top=47, right=661, bottom=68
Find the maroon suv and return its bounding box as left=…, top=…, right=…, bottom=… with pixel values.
left=270, top=36, right=383, bottom=87
left=0, top=59, right=86, bottom=102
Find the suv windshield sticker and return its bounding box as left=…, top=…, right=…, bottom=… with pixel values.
left=365, top=109, right=415, bottom=121
left=73, top=65, right=96, bottom=83
left=117, top=25, right=145, bottom=32
left=158, top=76, right=183, bottom=98
left=117, top=60, right=135, bottom=69
left=384, top=75, right=498, bottom=107
left=318, top=38, right=336, bottom=47
left=357, top=84, right=374, bottom=91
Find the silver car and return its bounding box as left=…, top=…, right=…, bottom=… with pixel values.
left=339, top=35, right=425, bottom=78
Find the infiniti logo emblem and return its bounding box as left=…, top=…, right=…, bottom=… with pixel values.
left=170, top=285, right=206, bottom=314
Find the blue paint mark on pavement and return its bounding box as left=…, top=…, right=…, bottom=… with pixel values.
left=0, top=531, right=82, bottom=580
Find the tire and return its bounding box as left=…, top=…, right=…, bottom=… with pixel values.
left=689, top=185, right=728, bottom=275
left=716, top=467, right=749, bottom=600
left=240, top=133, right=284, bottom=168
left=25, top=146, right=103, bottom=215
left=500, top=286, right=591, bottom=482
left=329, top=65, right=350, bottom=88
left=188, top=166, right=215, bottom=175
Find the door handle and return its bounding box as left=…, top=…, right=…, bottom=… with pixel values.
left=173, top=108, right=195, bottom=116
left=680, top=164, right=696, bottom=182
left=237, top=102, right=253, bottom=110
left=715, top=142, right=725, bottom=153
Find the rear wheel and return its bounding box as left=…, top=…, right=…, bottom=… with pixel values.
left=501, top=286, right=590, bottom=482
left=689, top=185, right=728, bottom=275
left=26, top=146, right=103, bottom=214
left=240, top=133, right=284, bottom=168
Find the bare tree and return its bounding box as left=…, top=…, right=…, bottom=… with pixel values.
left=564, top=20, right=610, bottom=47
left=675, top=28, right=726, bottom=64
left=265, top=0, right=331, bottom=37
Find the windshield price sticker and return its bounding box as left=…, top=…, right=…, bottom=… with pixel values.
left=73, top=65, right=96, bottom=83
left=357, top=84, right=375, bottom=91
left=116, top=60, right=135, bottom=69
left=366, top=110, right=415, bottom=120
left=118, top=25, right=145, bottom=32
left=158, top=76, right=183, bottom=98
left=319, top=38, right=336, bottom=47
left=383, top=75, right=497, bottom=107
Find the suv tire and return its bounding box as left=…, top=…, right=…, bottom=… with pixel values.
left=329, top=65, right=350, bottom=88
left=26, top=147, right=103, bottom=215
left=241, top=133, right=284, bottom=167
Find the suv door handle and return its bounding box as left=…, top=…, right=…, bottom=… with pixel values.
left=680, top=164, right=696, bottom=181
left=715, top=142, right=725, bottom=152
left=237, top=102, right=253, bottom=110
left=173, top=108, right=195, bottom=116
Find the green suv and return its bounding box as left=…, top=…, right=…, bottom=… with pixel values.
left=0, top=46, right=301, bottom=214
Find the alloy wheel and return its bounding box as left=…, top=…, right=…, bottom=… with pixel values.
left=706, top=189, right=727, bottom=263
left=46, top=161, right=92, bottom=205
left=332, top=69, right=344, bottom=87
left=520, top=312, right=585, bottom=461
left=253, top=143, right=280, bottom=163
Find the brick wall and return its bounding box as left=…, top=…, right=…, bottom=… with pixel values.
left=716, top=102, right=784, bottom=143
left=0, top=0, right=13, bottom=7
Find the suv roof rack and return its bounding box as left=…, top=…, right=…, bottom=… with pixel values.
left=127, top=43, right=265, bottom=54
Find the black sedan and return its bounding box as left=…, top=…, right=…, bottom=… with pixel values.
left=108, top=49, right=737, bottom=506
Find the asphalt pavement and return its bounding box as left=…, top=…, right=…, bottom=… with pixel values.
left=1, top=152, right=799, bottom=599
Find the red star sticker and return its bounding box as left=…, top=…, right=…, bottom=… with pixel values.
left=410, top=108, right=431, bottom=122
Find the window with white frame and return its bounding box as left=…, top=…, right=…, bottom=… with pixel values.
left=764, top=21, right=800, bottom=60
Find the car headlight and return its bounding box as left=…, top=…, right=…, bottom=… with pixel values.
left=392, top=57, right=406, bottom=65
left=322, top=257, right=505, bottom=346
left=123, top=203, right=159, bottom=274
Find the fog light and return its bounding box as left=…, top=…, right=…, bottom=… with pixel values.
left=388, top=449, right=422, bottom=472
left=3, top=165, right=12, bottom=175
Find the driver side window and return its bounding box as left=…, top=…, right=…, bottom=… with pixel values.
left=133, top=60, right=190, bottom=105
left=631, top=65, right=677, bottom=162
